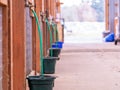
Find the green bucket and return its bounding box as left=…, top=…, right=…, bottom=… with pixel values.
left=43, top=57, right=59, bottom=74
left=49, top=48, right=61, bottom=57
left=27, top=75, right=56, bottom=90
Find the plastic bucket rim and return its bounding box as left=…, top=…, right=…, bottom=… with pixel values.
left=27, top=75, right=56, bottom=81
left=43, top=57, right=59, bottom=60
left=49, top=48, right=61, bottom=50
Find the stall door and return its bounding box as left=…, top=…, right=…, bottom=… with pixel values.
left=25, top=7, right=33, bottom=75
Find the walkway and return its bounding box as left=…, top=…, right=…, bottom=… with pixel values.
left=54, top=43, right=120, bottom=90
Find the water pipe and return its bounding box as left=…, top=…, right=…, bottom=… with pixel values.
left=31, top=10, right=44, bottom=75
left=45, top=19, right=53, bottom=56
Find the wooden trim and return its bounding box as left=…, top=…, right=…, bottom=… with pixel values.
left=2, top=5, right=9, bottom=90
left=42, top=22, right=47, bottom=56
left=9, top=0, right=13, bottom=89
left=32, top=17, right=36, bottom=72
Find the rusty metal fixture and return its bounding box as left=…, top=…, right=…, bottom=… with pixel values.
left=25, top=2, right=35, bottom=8
left=40, top=12, right=46, bottom=22
left=25, top=0, right=36, bottom=17
left=56, top=1, right=63, bottom=7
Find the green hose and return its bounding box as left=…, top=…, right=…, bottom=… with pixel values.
left=55, top=24, right=59, bottom=42
left=32, top=10, right=44, bottom=75
left=45, top=19, right=53, bottom=56
left=51, top=23, right=56, bottom=42
left=51, top=23, right=59, bottom=42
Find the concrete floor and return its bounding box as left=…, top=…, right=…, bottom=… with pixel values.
left=54, top=43, right=120, bottom=90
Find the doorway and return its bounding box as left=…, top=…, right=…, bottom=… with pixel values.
left=61, top=0, right=105, bottom=43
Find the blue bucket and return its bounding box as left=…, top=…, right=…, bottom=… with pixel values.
left=52, top=43, right=62, bottom=48
left=55, top=41, right=63, bottom=48
left=104, top=33, right=114, bottom=42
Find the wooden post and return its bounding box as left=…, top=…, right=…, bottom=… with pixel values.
left=2, top=5, right=10, bottom=90
left=10, top=0, right=26, bottom=90
left=32, top=15, right=36, bottom=73
left=41, top=0, right=47, bottom=56
left=33, top=0, right=48, bottom=73
left=105, top=0, right=109, bottom=31
left=44, top=0, right=51, bottom=50
left=114, top=0, right=119, bottom=35
left=33, top=0, right=41, bottom=73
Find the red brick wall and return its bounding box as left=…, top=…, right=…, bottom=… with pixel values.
left=0, top=7, right=2, bottom=90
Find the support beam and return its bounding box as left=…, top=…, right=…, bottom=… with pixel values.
left=34, top=0, right=46, bottom=73
left=44, top=0, right=51, bottom=50
left=41, top=0, right=47, bottom=56
left=105, top=0, right=109, bottom=31
left=34, top=0, right=41, bottom=73
left=10, top=0, right=26, bottom=90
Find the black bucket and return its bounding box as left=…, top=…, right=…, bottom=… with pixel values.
left=43, top=57, right=58, bottom=74
left=27, top=75, right=56, bottom=90
left=49, top=48, right=61, bottom=57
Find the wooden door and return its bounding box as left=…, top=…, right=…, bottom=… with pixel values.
left=25, top=7, right=33, bottom=75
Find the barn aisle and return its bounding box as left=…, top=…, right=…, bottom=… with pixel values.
left=54, top=43, right=120, bottom=90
